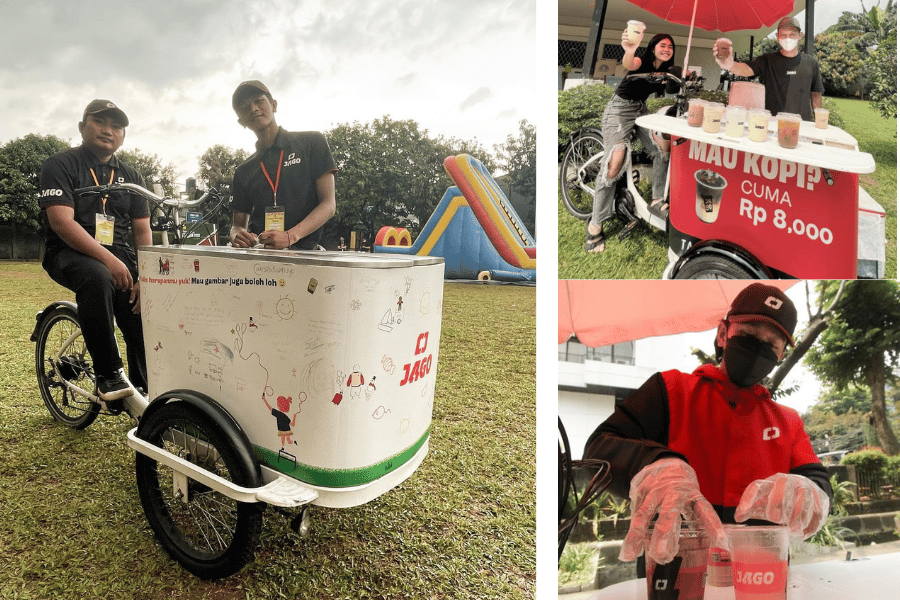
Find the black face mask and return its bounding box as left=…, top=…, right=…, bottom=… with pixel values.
left=723, top=334, right=778, bottom=388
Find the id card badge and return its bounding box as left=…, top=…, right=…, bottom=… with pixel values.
left=95, top=213, right=115, bottom=245
left=265, top=206, right=285, bottom=232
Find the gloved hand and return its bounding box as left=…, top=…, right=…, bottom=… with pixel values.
left=713, top=38, right=735, bottom=70
left=735, top=473, right=830, bottom=540
left=619, top=458, right=730, bottom=565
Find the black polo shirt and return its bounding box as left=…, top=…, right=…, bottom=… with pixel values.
left=231, top=128, right=337, bottom=250
left=38, top=145, right=149, bottom=257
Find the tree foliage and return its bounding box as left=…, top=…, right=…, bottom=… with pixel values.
left=0, top=134, right=71, bottom=230
left=492, top=119, right=536, bottom=236
left=197, top=144, right=249, bottom=201
left=805, top=281, right=900, bottom=454
left=116, top=148, right=178, bottom=197
left=814, top=32, right=865, bottom=96
left=323, top=116, right=494, bottom=246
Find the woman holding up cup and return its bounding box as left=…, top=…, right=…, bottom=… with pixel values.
left=585, top=27, right=677, bottom=254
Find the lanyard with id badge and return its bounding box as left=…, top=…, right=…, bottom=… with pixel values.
left=261, top=149, right=285, bottom=233
left=91, top=167, right=116, bottom=245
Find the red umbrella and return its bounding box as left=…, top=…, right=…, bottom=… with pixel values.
left=625, top=0, right=795, bottom=72
left=558, top=280, right=797, bottom=347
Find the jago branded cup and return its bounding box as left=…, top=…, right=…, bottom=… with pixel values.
left=706, top=546, right=733, bottom=588
left=645, top=521, right=710, bottom=600
left=687, top=99, right=705, bottom=127
left=725, top=105, right=746, bottom=138
left=814, top=107, right=829, bottom=129
left=695, top=169, right=728, bottom=223
left=702, top=102, right=725, bottom=134
left=776, top=112, right=801, bottom=149
left=626, top=20, right=646, bottom=46
left=748, top=109, right=770, bottom=142
left=726, top=525, right=790, bottom=600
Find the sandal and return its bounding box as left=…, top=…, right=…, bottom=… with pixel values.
left=648, top=198, right=670, bottom=219
left=584, top=220, right=606, bottom=253
left=618, top=218, right=639, bottom=241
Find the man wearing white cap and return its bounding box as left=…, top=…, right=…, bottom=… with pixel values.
left=713, top=16, right=824, bottom=121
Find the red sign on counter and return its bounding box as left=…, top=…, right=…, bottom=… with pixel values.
left=670, top=138, right=859, bottom=278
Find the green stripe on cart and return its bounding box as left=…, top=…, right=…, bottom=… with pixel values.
left=252, top=428, right=430, bottom=488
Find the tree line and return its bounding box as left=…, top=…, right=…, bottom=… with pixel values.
left=0, top=116, right=536, bottom=249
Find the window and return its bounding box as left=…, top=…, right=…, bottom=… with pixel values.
left=559, top=338, right=635, bottom=366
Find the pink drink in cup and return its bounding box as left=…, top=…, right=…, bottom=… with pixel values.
left=687, top=99, right=705, bottom=127
left=726, top=525, right=790, bottom=600
left=644, top=521, right=709, bottom=600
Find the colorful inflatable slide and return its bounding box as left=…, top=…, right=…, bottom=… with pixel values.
left=374, top=154, right=536, bottom=282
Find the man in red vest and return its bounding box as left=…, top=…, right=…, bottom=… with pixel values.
left=584, top=283, right=831, bottom=565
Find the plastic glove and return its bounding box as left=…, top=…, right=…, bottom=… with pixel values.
left=619, top=458, right=730, bottom=565
left=713, top=38, right=735, bottom=70
left=735, top=473, right=830, bottom=540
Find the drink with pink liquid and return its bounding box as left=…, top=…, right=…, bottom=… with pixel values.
left=726, top=525, right=789, bottom=600
left=645, top=521, right=709, bottom=600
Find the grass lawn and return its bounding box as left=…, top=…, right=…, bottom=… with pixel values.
left=0, top=261, right=535, bottom=600
left=558, top=98, right=897, bottom=280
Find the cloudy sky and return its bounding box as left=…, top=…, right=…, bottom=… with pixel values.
left=0, top=0, right=537, bottom=183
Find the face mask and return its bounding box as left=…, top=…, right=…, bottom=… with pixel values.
left=779, top=37, right=799, bottom=52
left=723, top=335, right=778, bottom=388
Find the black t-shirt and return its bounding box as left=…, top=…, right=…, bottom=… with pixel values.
left=615, top=55, right=668, bottom=102
left=231, top=128, right=337, bottom=250
left=38, top=145, right=149, bottom=258
left=747, top=52, right=824, bottom=121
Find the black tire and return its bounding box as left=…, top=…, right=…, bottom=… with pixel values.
left=673, top=254, right=759, bottom=279
left=560, top=131, right=605, bottom=220
left=135, top=401, right=263, bottom=579
left=34, top=305, right=100, bottom=429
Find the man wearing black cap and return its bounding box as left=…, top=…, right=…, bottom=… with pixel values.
left=713, top=16, right=824, bottom=121
left=229, top=81, right=337, bottom=250
left=38, top=99, right=150, bottom=401
left=582, top=283, right=831, bottom=567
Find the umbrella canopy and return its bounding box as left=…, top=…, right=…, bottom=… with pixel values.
left=558, top=280, right=797, bottom=347
left=624, top=0, right=795, bottom=72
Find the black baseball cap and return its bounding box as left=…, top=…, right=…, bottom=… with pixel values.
left=82, top=99, right=129, bottom=127
left=726, top=283, right=797, bottom=346
left=232, top=80, right=272, bottom=111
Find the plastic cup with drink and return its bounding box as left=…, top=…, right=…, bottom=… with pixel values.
left=776, top=112, right=801, bottom=149
left=703, top=102, right=725, bottom=134
left=645, top=520, right=710, bottom=600
left=725, top=105, right=746, bottom=138
left=814, top=107, right=829, bottom=129
left=747, top=109, right=771, bottom=142
left=687, top=99, right=706, bottom=127
left=626, top=20, right=646, bottom=46
left=695, top=169, right=728, bottom=223
left=726, top=525, right=790, bottom=600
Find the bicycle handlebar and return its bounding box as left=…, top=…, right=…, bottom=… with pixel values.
left=74, top=182, right=219, bottom=210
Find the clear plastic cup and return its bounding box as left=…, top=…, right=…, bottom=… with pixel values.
left=776, top=112, right=801, bottom=149
left=695, top=169, right=728, bottom=223
left=814, top=107, right=829, bottom=129
left=702, top=102, right=725, bottom=134
left=645, top=521, right=709, bottom=600
left=725, top=105, right=746, bottom=137
left=626, top=20, right=646, bottom=46
left=687, top=99, right=705, bottom=127
left=748, top=109, right=771, bottom=142
left=726, top=525, right=789, bottom=600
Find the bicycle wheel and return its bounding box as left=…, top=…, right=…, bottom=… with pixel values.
left=560, top=131, right=605, bottom=220
left=135, top=401, right=263, bottom=579
left=34, top=305, right=100, bottom=429
left=673, top=254, right=759, bottom=279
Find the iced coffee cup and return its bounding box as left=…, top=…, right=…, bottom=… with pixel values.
left=748, top=108, right=770, bottom=142
left=687, top=99, right=705, bottom=127
left=814, top=107, right=829, bottom=129
left=645, top=521, right=709, bottom=600
left=726, top=525, right=790, bottom=600
left=702, top=102, right=725, bottom=134
left=725, top=105, right=746, bottom=137
left=776, top=112, right=801, bottom=149
left=626, top=20, right=646, bottom=46
left=695, top=169, right=728, bottom=223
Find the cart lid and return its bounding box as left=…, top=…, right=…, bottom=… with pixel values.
left=138, top=245, right=444, bottom=268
